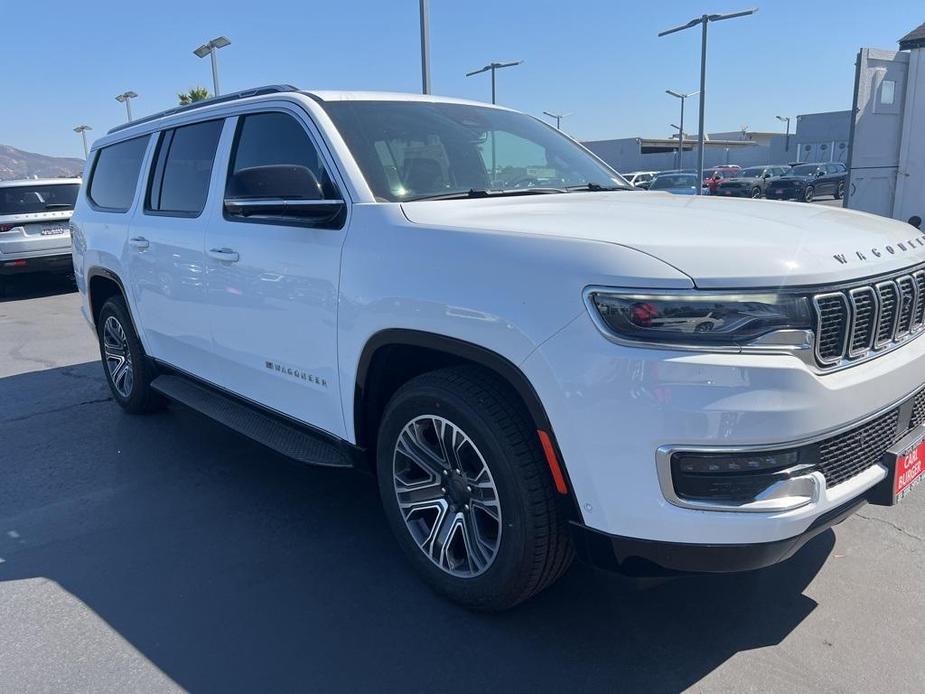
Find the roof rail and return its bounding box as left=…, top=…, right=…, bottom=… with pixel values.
left=107, top=84, right=300, bottom=135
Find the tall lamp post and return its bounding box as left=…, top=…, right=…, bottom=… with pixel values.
left=543, top=111, right=572, bottom=130
left=419, top=0, right=431, bottom=94
left=666, top=89, right=699, bottom=170
left=114, top=91, right=138, bottom=122
left=465, top=60, right=523, bottom=105
left=73, top=125, right=92, bottom=158
left=194, top=36, right=231, bottom=96
left=776, top=115, right=792, bottom=153
left=659, top=8, right=758, bottom=194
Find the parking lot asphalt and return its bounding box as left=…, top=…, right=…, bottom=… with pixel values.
left=1, top=274, right=923, bottom=694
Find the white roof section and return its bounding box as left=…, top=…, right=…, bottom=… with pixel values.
left=306, top=90, right=503, bottom=109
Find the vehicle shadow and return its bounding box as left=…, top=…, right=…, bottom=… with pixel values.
left=0, top=362, right=832, bottom=693
left=0, top=272, right=77, bottom=303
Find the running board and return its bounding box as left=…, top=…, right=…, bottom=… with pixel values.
left=151, top=374, right=354, bottom=468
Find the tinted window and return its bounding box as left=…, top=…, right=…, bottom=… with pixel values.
left=148, top=120, right=223, bottom=215
left=0, top=183, right=79, bottom=215
left=227, top=112, right=338, bottom=200
left=89, top=136, right=149, bottom=211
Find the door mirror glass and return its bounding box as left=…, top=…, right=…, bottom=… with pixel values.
left=227, top=165, right=323, bottom=201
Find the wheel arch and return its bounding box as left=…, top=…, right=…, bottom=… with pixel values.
left=354, top=329, right=579, bottom=514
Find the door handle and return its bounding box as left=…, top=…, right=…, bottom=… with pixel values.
left=128, top=236, right=149, bottom=250
left=208, top=247, right=240, bottom=263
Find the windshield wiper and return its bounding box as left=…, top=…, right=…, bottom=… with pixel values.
left=405, top=187, right=567, bottom=202
left=565, top=183, right=629, bottom=192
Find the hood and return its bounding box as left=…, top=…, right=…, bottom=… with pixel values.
left=401, top=191, right=925, bottom=288
left=776, top=174, right=812, bottom=183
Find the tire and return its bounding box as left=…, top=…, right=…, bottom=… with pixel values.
left=376, top=366, right=573, bottom=610
left=750, top=187, right=762, bottom=199
left=96, top=295, right=165, bottom=414
left=803, top=186, right=815, bottom=203
left=834, top=181, right=845, bottom=200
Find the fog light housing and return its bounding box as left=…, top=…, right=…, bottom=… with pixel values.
left=669, top=448, right=818, bottom=511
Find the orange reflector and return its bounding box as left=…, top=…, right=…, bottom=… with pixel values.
left=538, top=430, right=568, bottom=495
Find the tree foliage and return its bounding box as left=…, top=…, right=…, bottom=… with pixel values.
left=178, top=86, right=210, bottom=105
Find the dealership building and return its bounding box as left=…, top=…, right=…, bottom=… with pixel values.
left=583, top=110, right=851, bottom=174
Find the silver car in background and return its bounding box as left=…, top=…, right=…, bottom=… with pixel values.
left=0, top=178, right=80, bottom=294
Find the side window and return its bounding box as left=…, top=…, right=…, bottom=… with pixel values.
left=226, top=112, right=338, bottom=200
left=88, top=136, right=149, bottom=211
left=147, top=119, right=223, bottom=216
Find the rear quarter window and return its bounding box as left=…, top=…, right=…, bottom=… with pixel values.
left=88, top=136, right=149, bottom=211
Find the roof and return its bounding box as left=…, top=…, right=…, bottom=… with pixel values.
left=0, top=177, right=81, bottom=188
left=106, top=84, right=505, bottom=137
left=899, top=21, right=925, bottom=50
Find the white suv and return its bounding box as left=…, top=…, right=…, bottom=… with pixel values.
left=70, top=86, right=925, bottom=609
left=0, top=177, right=80, bottom=294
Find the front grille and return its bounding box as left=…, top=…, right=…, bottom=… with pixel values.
left=816, top=409, right=900, bottom=487
left=911, top=388, right=925, bottom=430
left=812, top=264, right=925, bottom=367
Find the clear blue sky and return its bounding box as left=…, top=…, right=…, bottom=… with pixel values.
left=2, top=0, right=922, bottom=159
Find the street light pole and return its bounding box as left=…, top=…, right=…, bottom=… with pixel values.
left=114, top=91, right=138, bottom=122
left=543, top=111, right=572, bottom=130
left=194, top=36, right=231, bottom=96
left=666, top=90, right=699, bottom=170
left=776, top=115, right=792, bottom=152
left=465, top=60, right=523, bottom=105
left=73, top=125, right=92, bottom=158
left=659, top=8, right=758, bottom=194
left=419, top=0, right=431, bottom=94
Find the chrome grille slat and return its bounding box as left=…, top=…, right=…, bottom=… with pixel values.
left=812, top=264, right=925, bottom=369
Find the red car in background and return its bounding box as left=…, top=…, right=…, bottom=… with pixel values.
left=702, top=165, right=743, bottom=194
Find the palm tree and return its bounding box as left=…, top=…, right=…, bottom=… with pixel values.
left=178, top=86, right=210, bottom=105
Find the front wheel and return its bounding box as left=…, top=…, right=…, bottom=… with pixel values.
left=376, top=366, right=573, bottom=610
left=803, top=186, right=815, bottom=203
left=834, top=181, right=845, bottom=200
left=751, top=186, right=762, bottom=199
left=97, top=296, right=165, bottom=414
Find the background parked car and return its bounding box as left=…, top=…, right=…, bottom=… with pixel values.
left=621, top=171, right=658, bottom=189
left=0, top=177, right=80, bottom=296
left=765, top=162, right=847, bottom=202
left=702, top=165, right=742, bottom=194
left=716, top=165, right=792, bottom=198
left=648, top=172, right=700, bottom=195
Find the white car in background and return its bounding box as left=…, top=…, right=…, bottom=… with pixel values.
left=620, top=170, right=659, bottom=189
left=70, top=86, right=925, bottom=610
left=0, top=177, right=80, bottom=294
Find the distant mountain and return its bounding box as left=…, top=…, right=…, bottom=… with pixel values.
left=0, top=145, right=85, bottom=181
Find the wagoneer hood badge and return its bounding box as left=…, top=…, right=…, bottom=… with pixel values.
left=402, top=192, right=925, bottom=289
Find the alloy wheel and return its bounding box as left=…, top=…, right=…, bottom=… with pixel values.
left=102, top=315, right=134, bottom=398
left=392, top=415, right=502, bottom=577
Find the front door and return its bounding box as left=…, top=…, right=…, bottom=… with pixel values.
left=203, top=107, right=348, bottom=438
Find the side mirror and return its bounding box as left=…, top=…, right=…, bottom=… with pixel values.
left=227, top=165, right=324, bottom=200
left=910, top=216, right=922, bottom=230
left=224, top=165, right=345, bottom=224
left=815, top=170, right=825, bottom=177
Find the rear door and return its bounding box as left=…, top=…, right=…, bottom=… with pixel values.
left=124, top=119, right=225, bottom=377
left=202, top=106, right=349, bottom=437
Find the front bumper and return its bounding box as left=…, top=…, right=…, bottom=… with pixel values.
left=570, top=492, right=868, bottom=575
left=522, top=310, right=925, bottom=546
left=766, top=186, right=802, bottom=200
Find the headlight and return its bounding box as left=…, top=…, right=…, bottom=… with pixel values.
left=586, top=289, right=813, bottom=347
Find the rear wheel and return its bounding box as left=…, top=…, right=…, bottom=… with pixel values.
left=97, top=296, right=165, bottom=414
left=834, top=180, right=845, bottom=200
left=803, top=186, right=815, bottom=203
left=376, top=366, right=573, bottom=610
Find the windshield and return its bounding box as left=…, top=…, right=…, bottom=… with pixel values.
left=323, top=101, right=629, bottom=201
left=0, top=183, right=79, bottom=216
left=650, top=174, right=697, bottom=190
left=789, top=165, right=817, bottom=176
left=739, top=168, right=765, bottom=178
